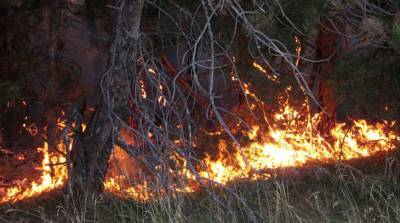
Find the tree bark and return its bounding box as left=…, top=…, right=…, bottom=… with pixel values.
left=315, top=16, right=348, bottom=132
left=71, top=0, right=143, bottom=193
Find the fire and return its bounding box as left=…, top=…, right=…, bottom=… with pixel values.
left=101, top=102, right=399, bottom=201
left=252, top=62, right=279, bottom=83
left=0, top=142, right=67, bottom=204
left=104, top=176, right=152, bottom=202
left=0, top=35, right=399, bottom=203
left=195, top=112, right=398, bottom=185
left=0, top=101, right=398, bottom=204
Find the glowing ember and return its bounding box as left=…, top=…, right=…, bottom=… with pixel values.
left=252, top=62, right=279, bottom=83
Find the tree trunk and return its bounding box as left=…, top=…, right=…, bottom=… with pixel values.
left=71, top=0, right=143, bottom=193
left=315, top=16, right=348, bottom=133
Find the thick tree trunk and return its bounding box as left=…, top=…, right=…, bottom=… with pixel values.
left=71, top=0, right=143, bottom=193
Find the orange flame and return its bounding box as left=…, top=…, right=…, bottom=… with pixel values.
left=102, top=101, right=399, bottom=201
left=0, top=36, right=399, bottom=203
left=1, top=101, right=398, bottom=204
left=0, top=142, right=67, bottom=204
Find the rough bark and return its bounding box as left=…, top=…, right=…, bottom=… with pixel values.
left=71, top=0, right=143, bottom=193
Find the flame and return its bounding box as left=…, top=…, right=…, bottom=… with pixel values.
left=139, top=80, right=147, bottom=99
left=0, top=142, right=67, bottom=204
left=195, top=111, right=398, bottom=185
left=1, top=100, right=398, bottom=204
left=0, top=37, right=399, bottom=203
left=252, top=62, right=279, bottom=83
left=295, top=35, right=302, bottom=68
left=102, top=101, right=399, bottom=201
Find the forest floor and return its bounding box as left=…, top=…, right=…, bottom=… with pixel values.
left=1, top=151, right=400, bottom=223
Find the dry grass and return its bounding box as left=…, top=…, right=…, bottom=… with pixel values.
left=1, top=153, right=400, bottom=223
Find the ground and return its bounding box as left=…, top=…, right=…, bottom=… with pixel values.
left=1, top=151, right=399, bottom=223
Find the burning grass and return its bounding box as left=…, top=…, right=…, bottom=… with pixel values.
left=0, top=99, right=399, bottom=205
left=101, top=101, right=400, bottom=202
left=0, top=143, right=67, bottom=204
left=1, top=60, right=399, bottom=217
left=1, top=152, right=400, bottom=223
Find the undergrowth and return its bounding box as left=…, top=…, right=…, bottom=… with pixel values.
left=1, top=152, right=400, bottom=223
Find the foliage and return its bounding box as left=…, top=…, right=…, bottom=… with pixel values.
left=249, top=0, right=330, bottom=50
left=392, top=23, right=400, bottom=54
left=0, top=80, right=21, bottom=107
left=1, top=2, right=400, bottom=222
left=325, top=50, right=400, bottom=120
